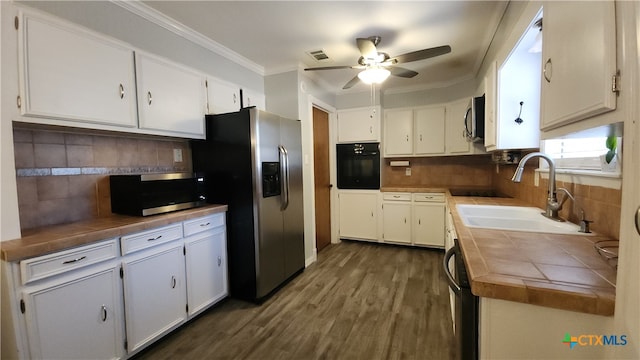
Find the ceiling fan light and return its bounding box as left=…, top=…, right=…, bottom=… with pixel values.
left=358, top=67, right=391, bottom=84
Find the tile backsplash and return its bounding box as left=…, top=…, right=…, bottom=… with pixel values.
left=382, top=155, right=494, bottom=187
left=13, top=126, right=192, bottom=230
left=493, top=163, right=621, bottom=240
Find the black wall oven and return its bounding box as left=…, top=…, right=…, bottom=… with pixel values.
left=336, top=143, right=380, bottom=190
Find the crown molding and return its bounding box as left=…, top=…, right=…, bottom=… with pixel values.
left=111, top=0, right=264, bottom=75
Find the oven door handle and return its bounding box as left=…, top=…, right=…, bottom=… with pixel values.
left=443, top=247, right=462, bottom=295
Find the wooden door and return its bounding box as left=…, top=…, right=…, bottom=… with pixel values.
left=313, top=107, right=331, bottom=252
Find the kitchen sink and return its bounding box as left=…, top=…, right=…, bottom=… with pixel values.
left=456, top=204, right=589, bottom=235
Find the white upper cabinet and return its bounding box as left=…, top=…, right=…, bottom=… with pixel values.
left=207, top=77, right=241, bottom=114
left=337, top=106, right=381, bottom=143
left=241, top=88, right=266, bottom=111
left=540, top=1, right=617, bottom=130
left=445, top=99, right=472, bottom=154
left=484, top=61, right=498, bottom=149
left=414, top=106, right=445, bottom=155
left=19, top=13, right=137, bottom=128
left=493, top=12, right=542, bottom=151
left=383, top=109, right=414, bottom=156
left=135, top=52, right=207, bottom=138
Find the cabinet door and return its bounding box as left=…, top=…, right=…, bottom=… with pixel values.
left=445, top=99, right=471, bottom=154
left=484, top=61, right=498, bottom=150
left=337, top=107, right=380, bottom=143
left=242, top=88, right=266, bottom=110
left=382, top=202, right=412, bottom=243
left=338, top=192, right=378, bottom=240
left=19, top=14, right=137, bottom=128
left=414, top=106, right=445, bottom=155
left=384, top=109, right=413, bottom=156
left=185, top=228, right=228, bottom=317
left=540, top=1, right=616, bottom=130
left=207, top=78, right=241, bottom=114
left=413, top=203, right=445, bottom=248
left=136, top=53, right=206, bottom=138
left=23, top=266, right=123, bottom=360
left=123, top=244, right=187, bottom=353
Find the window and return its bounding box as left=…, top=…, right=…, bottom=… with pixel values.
left=542, top=136, right=620, bottom=171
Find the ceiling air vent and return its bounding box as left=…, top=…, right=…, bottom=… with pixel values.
left=307, top=49, right=330, bottom=62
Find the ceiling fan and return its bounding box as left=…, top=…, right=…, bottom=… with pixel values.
left=304, top=36, right=451, bottom=89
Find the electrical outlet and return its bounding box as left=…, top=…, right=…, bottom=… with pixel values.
left=173, top=148, right=183, bottom=162
left=405, top=167, right=411, bottom=176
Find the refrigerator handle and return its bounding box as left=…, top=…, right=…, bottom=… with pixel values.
left=278, top=145, right=290, bottom=210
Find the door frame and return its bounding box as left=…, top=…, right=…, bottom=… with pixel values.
left=307, top=96, right=338, bottom=255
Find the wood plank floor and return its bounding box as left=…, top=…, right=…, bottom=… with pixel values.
left=133, top=240, right=456, bottom=360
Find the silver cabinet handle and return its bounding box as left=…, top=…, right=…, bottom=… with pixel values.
left=418, top=219, right=421, bottom=225
left=147, top=91, right=153, bottom=105
left=119, top=84, right=125, bottom=99
left=101, top=305, right=107, bottom=322
left=147, top=235, right=162, bottom=242
left=371, top=211, right=374, bottom=217
left=369, top=126, right=373, bottom=134
left=635, top=206, right=640, bottom=236
left=62, top=256, right=86, bottom=265
left=171, top=276, right=176, bottom=289
left=406, top=135, right=409, bottom=142
left=404, top=218, right=407, bottom=224
left=233, top=93, right=237, bottom=104
left=420, top=134, right=423, bottom=141
left=217, top=256, right=222, bottom=267
left=543, top=58, right=552, bottom=83
left=200, top=222, right=211, bottom=227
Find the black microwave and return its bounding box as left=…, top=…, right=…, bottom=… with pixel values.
left=110, top=173, right=206, bottom=216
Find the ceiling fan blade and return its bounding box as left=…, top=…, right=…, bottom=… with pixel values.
left=392, top=45, right=451, bottom=64
left=342, top=75, right=361, bottom=90
left=356, top=37, right=378, bottom=59
left=304, top=65, right=357, bottom=71
left=389, top=67, right=418, bottom=78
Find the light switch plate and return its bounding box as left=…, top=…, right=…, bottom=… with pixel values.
left=405, top=167, right=411, bottom=176
left=173, top=148, right=183, bottom=162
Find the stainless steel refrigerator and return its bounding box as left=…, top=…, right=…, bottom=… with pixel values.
left=191, top=107, right=304, bottom=302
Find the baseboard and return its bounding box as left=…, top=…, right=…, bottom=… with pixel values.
left=305, top=249, right=317, bottom=267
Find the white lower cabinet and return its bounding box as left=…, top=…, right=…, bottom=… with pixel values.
left=17, top=239, right=124, bottom=360
left=23, top=265, right=124, bottom=360
left=184, top=214, right=228, bottom=317
left=413, top=203, right=445, bottom=247
left=382, top=193, right=412, bottom=244
left=122, top=242, right=187, bottom=353
left=338, top=191, right=379, bottom=240
left=9, top=212, right=228, bottom=359
left=380, top=192, right=446, bottom=248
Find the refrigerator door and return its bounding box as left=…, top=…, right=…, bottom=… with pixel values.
left=279, top=117, right=305, bottom=279
left=253, top=110, right=287, bottom=299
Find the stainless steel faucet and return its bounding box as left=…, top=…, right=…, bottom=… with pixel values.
left=511, top=152, right=566, bottom=221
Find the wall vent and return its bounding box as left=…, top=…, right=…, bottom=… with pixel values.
left=307, top=49, right=330, bottom=62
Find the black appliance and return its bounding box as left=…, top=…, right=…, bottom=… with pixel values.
left=109, top=172, right=206, bottom=216
left=444, top=238, right=479, bottom=360
left=464, top=94, right=485, bottom=142
left=190, top=107, right=304, bottom=303
left=336, top=142, right=380, bottom=189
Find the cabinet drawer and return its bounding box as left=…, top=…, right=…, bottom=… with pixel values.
left=183, top=213, right=225, bottom=237
left=413, top=193, right=445, bottom=203
left=20, top=239, right=118, bottom=285
left=382, top=193, right=411, bottom=201
left=121, top=224, right=183, bottom=255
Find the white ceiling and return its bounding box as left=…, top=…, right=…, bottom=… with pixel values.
left=141, top=1, right=509, bottom=93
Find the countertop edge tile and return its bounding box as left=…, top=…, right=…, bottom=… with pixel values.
left=1, top=204, right=228, bottom=262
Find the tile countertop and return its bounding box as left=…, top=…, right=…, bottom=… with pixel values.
left=0, top=204, right=228, bottom=262
left=447, top=196, right=617, bottom=316
left=381, top=185, right=616, bottom=315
